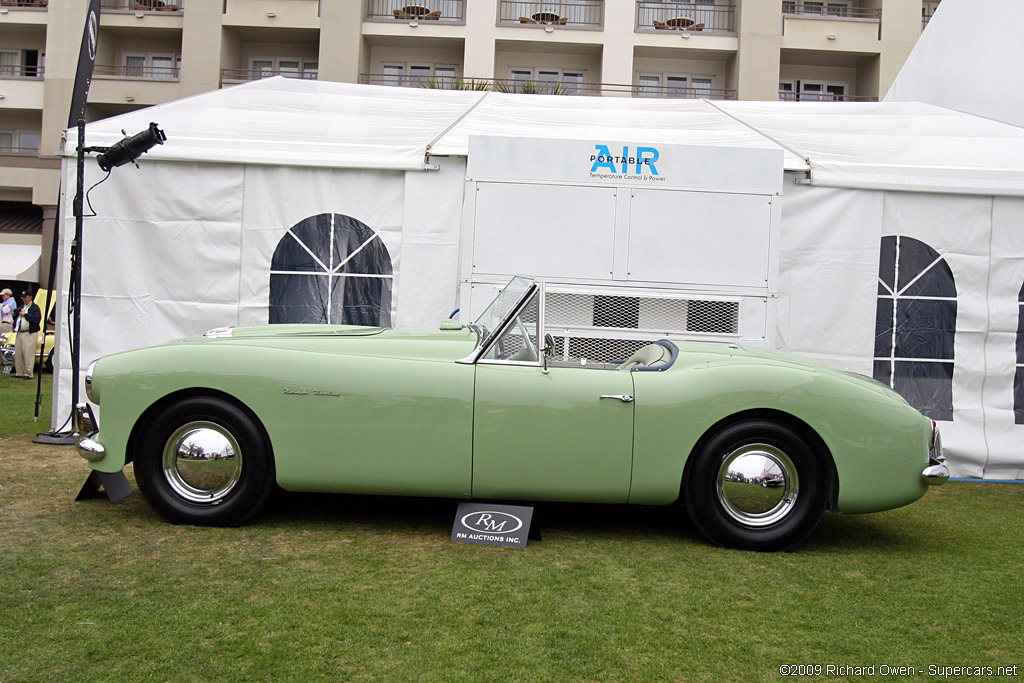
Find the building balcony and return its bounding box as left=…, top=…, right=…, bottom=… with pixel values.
left=365, top=0, right=464, bottom=23
left=781, top=2, right=880, bottom=20
left=221, top=68, right=319, bottom=86
left=0, top=143, right=39, bottom=154
left=359, top=73, right=736, bottom=99
left=635, top=1, right=735, bottom=34
left=497, top=1, right=603, bottom=29
left=0, top=64, right=44, bottom=79
left=100, top=0, right=184, bottom=11
left=0, top=0, right=48, bottom=7
left=94, top=64, right=179, bottom=79
left=633, top=82, right=735, bottom=99
left=778, top=91, right=877, bottom=101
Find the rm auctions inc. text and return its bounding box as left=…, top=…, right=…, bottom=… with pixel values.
left=779, top=664, right=1018, bottom=677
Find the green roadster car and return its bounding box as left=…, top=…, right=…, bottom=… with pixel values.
left=76, top=276, right=948, bottom=551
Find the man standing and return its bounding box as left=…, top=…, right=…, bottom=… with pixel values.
left=0, top=288, right=14, bottom=335
left=13, top=290, right=41, bottom=380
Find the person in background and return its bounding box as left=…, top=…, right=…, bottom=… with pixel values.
left=13, top=290, right=41, bottom=380
left=0, top=288, right=15, bottom=335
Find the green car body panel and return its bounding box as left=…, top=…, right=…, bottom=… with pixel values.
left=84, top=324, right=931, bottom=515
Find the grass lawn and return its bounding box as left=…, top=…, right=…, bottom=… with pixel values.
left=0, top=376, right=1021, bottom=681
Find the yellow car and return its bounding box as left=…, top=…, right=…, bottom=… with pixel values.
left=2, top=289, right=56, bottom=373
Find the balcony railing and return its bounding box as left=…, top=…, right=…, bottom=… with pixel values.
left=636, top=2, right=735, bottom=33
left=365, top=0, right=464, bottom=22
left=99, top=0, right=184, bottom=10
left=0, top=65, right=45, bottom=78
left=778, top=91, right=877, bottom=101
left=0, top=0, right=48, bottom=6
left=221, top=68, right=318, bottom=85
left=94, top=64, right=180, bottom=79
left=781, top=4, right=880, bottom=20
left=497, top=1, right=603, bottom=28
left=0, top=145, right=40, bottom=154
left=360, top=73, right=737, bottom=99
left=630, top=83, right=736, bottom=100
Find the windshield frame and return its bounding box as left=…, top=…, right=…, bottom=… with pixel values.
left=456, top=276, right=541, bottom=365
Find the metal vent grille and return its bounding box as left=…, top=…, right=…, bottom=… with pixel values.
left=550, top=336, right=653, bottom=363
left=545, top=291, right=739, bottom=335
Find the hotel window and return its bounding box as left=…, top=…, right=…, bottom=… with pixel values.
left=509, top=67, right=586, bottom=94
left=0, top=49, right=41, bottom=78
left=250, top=57, right=318, bottom=79
left=123, top=53, right=181, bottom=79
left=778, top=79, right=848, bottom=101
left=637, top=73, right=714, bottom=99
left=1, top=130, right=41, bottom=153
left=381, top=63, right=457, bottom=87
left=783, top=0, right=850, bottom=14
left=874, top=235, right=957, bottom=421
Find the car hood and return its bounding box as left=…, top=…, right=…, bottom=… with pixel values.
left=173, top=323, right=480, bottom=362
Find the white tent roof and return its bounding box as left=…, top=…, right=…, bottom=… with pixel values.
left=0, top=243, right=41, bottom=282
left=886, top=0, right=1024, bottom=129
left=68, top=78, right=1024, bottom=196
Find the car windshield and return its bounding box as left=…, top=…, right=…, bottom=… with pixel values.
left=473, top=276, right=535, bottom=349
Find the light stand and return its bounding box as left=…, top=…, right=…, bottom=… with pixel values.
left=36, top=119, right=165, bottom=444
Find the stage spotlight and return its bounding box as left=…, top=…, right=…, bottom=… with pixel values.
left=96, top=122, right=167, bottom=171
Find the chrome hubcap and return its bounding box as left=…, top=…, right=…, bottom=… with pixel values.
left=162, top=421, right=243, bottom=504
left=716, top=444, right=799, bottom=527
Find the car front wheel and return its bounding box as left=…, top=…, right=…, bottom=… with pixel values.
left=134, top=396, right=275, bottom=526
left=683, top=419, right=828, bottom=552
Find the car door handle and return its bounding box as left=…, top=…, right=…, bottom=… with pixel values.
left=599, top=394, right=634, bottom=403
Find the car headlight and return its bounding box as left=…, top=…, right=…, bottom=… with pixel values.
left=85, top=360, right=99, bottom=404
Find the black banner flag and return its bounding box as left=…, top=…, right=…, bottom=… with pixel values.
left=68, top=0, right=101, bottom=128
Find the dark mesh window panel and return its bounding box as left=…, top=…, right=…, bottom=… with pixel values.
left=873, top=236, right=956, bottom=421
left=269, top=214, right=393, bottom=327
left=1016, top=283, right=1024, bottom=424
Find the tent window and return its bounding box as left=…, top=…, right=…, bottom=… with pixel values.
left=1015, top=282, right=1024, bottom=424
left=873, top=235, right=957, bottom=421
left=269, top=214, right=393, bottom=327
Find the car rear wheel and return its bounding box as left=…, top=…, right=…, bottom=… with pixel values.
left=683, top=419, right=827, bottom=552
left=134, top=396, right=275, bottom=526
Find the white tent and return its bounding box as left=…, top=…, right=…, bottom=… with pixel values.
left=0, top=243, right=41, bottom=282
left=886, top=0, right=1024, bottom=129
left=56, top=78, right=1024, bottom=480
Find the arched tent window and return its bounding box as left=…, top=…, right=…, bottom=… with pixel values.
left=269, top=213, right=393, bottom=327
left=1015, top=282, right=1024, bottom=424
left=873, top=235, right=957, bottom=421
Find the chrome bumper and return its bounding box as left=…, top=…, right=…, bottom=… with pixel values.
left=75, top=403, right=105, bottom=462
left=922, top=420, right=949, bottom=486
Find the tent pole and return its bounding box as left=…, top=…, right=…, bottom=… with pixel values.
left=69, top=119, right=85, bottom=416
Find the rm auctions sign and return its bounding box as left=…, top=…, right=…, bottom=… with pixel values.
left=451, top=502, right=538, bottom=548
left=466, top=135, right=783, bottom=194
